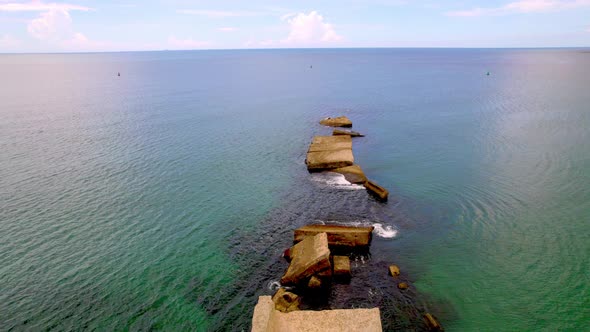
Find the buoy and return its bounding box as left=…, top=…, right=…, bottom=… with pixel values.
left=486, top=71, right=490, bottom=76
left=118, top=72, right=120, bottom=77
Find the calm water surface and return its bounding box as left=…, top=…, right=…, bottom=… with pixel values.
left=1, top=49, right=589, bottom=331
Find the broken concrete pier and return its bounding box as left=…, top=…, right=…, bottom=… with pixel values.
left=306, top=136, right=354, bottom=171
left=319, top=116, right=353, bottom=128
left=252, top=296, right=383, bottom=332
left=294, top=224, right=374, bottom=248
left=280, top=232, right=331, bottom=286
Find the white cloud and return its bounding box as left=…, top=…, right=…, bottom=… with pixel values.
left=27, top=8, right=73, bottom=41
left=177, top=9, right=263, bottom=18
left=281, top=11, right=342, bottom=45
left=0, top=1, right=91, bottom=12
left=167, top=36, right=210, bottom=49
left=0, top=34, right=21, bottom=49
left=26, top=7, right=108, bottom=51
left=447, top=0, right=590, bottom=17
left=218, top=27, right=237, bottom=32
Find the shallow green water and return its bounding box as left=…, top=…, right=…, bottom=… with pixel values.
left=1, top=49, right=589, bottom=330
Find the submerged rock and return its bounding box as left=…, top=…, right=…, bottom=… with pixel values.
left=364, top=180, right=389, bottom=201
left=424, top=313, right=443, bottom=331
left=388, top=265, right=400, bottom=277
left=333, top=129, right=364, bottom=137
left=307, top=275, right=323, bottom=289
left=280, top=233, right=331, bottom=286
left=294, top=224, right=374, bottom=248
left=319, top=116, right=353, bottom=127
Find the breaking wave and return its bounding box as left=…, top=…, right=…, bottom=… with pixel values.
left=309, top=172, right=365, bottom=190
left=314, top=219, right=398, bottom=239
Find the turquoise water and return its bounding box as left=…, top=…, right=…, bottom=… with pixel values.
left=1, top=49, right=589, bottom=331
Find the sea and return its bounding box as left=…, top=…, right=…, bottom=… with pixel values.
left=1, top=48, right=589, bottom=331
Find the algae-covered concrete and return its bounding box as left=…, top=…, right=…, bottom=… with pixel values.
left=251, top=296, right=383, bottom=332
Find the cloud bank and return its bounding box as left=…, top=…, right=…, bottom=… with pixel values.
left=447, top=0, right=590, bottom=17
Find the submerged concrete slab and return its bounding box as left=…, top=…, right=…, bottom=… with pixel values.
left=280, top=233, right=331, bottom=286
left=364, top=180, right=389, bottom=201
left=252, top=296, right=383, bottom=332
left=331, top=164, right=367, bottom=184
left=319, top=116, right=353, bottom=128
left=333, top=129, right=364, bottom=137
left=294, top=224, right=374, bottom=248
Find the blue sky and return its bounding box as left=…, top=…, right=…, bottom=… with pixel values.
left=1, top=0, right=589, bottom=52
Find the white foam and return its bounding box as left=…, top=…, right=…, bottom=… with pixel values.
left=267, top=280, right=281, bottom=291
left=309, top=172, right=365, bottom=190
left=372, top=223, right=398, bottom=238
left=313, top=219, right=398, bottom=239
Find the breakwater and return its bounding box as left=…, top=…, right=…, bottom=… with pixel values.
left=250, top=116, right=442, bottom=331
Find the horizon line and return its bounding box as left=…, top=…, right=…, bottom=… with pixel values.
left=1, top=46, right=590, bottom=55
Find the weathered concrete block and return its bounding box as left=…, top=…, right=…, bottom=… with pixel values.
left=306, top=150, right=354, bottom=171
left=364, top=180, right=389, bottom=201
left=319, top=116, right=353, bottom=127
left=294, top=224, right=374, bottom=248
left=333, top=129, right=364, bottom=137
left=251, top=296, right=383, bottom=332
left=281, top=233, right=331, bottom=286
left=306, top=136, right=354, bottom=171
left=272, top=288, right=300, bottom=313
left=388, top=265, right=400, bottom=277
left=333, top=256, right=351, bottom=280
left=331, top=165, right=367, bottom=184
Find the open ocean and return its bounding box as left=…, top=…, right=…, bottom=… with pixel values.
left=1, top=49, right=589, bottom=331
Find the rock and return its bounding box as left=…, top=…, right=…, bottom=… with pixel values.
left=331, top=165, right=367, bottom=184
left=388, top=265, right=400, bottom=277
left=364, top=180, right=389, bottom=201
left=333, top=129, right=364, bottom=137
left=251, top=296, right=383, bottom=332
left=397, top=282, right=409, bottom=290
left=424, top=313, right=443, bottom=331
left=333, top=256, right=351, bottom=281
left=307, top=275, right=323, bottom=289
left=272, top=288, right=300, bottom=313
left=319, top=116, right=353, bottom=127
left=306, top=136, right=354, bottom=171
left=294, top=224, right=374, bottom=248
left=281, top=233, right=331, bottom=286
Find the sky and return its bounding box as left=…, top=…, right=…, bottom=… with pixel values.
left=0, top=0, right=589, bottom=52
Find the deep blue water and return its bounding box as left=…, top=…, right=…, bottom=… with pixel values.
left=1, top=49, right=589, bottom=331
